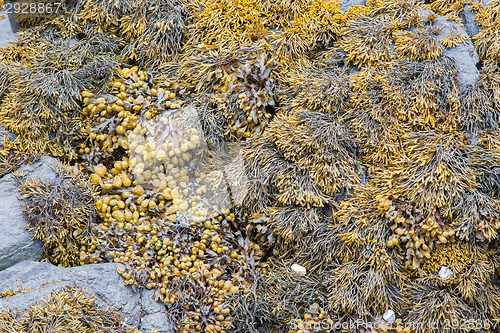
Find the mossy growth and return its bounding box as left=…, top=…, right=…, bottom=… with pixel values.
left=19, top=162, right=98, bottom=267
left=0, top=286, right=158, bottom=333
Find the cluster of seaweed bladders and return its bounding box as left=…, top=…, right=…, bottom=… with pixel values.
left=1, top=0, right=500, bottom=332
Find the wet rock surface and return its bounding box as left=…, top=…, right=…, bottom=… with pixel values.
left=0, top=261, right=174, bottom=332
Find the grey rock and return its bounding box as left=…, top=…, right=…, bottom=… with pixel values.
left=0, top=261, right=175, bottom=331
left=0, top=261, right=136, bottom=318
left=141, top=288, right=166, bottom=315
left=141, top=313, right=175, bottom=333
left=337, top=0, right=366, bottom=13
left=0, top=11, right=17, bottom=47
left=433, top=16, right=480, bottom=88
left=3, top=155, right=60, bottom=184
left=0, top=156, right=61, bottom=271
left=461, top=5, right=481, bottom=38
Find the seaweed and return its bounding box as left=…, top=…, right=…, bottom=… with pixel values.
left=19, top=162, right=98, bottom=267
left=0, top=286, right=159, bottom=332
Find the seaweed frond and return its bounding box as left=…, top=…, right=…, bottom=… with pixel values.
left=19, top=162, right=98, bottom=267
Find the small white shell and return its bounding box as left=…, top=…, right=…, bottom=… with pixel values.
left=383, top=310, right=396, bottom=324
left=438, top=266, right=454, bottom=281
left=291, top=264, right=307, bottom=276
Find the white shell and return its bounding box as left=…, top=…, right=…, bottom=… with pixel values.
left=291, top=264, right=307, bottom=276
left=438, top=266, right=454, bottom=280
left=383, top=310, right=396, bottom=324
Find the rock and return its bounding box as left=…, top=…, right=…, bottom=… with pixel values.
left=7, top=10, right=22, bottom=33
left=0, top=261, right=175, bottom=332
left=0, top=11, right=17, bottom=47
left=461, top=5, right=481, bottom=38
left=338, top=0, right=367, bottom=12
left=0, top=156, right=61, bottom=271
left=438, top=266, right=454, bottom=280
left=383, top=309, right=396, bottom=324
left=141, top=313, right=175, bottom=333
left=433, top=16, right=480, bottom=88
left=140, top=289, right=166, bottom=315
left=291, top=263, right=307, bottom=276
